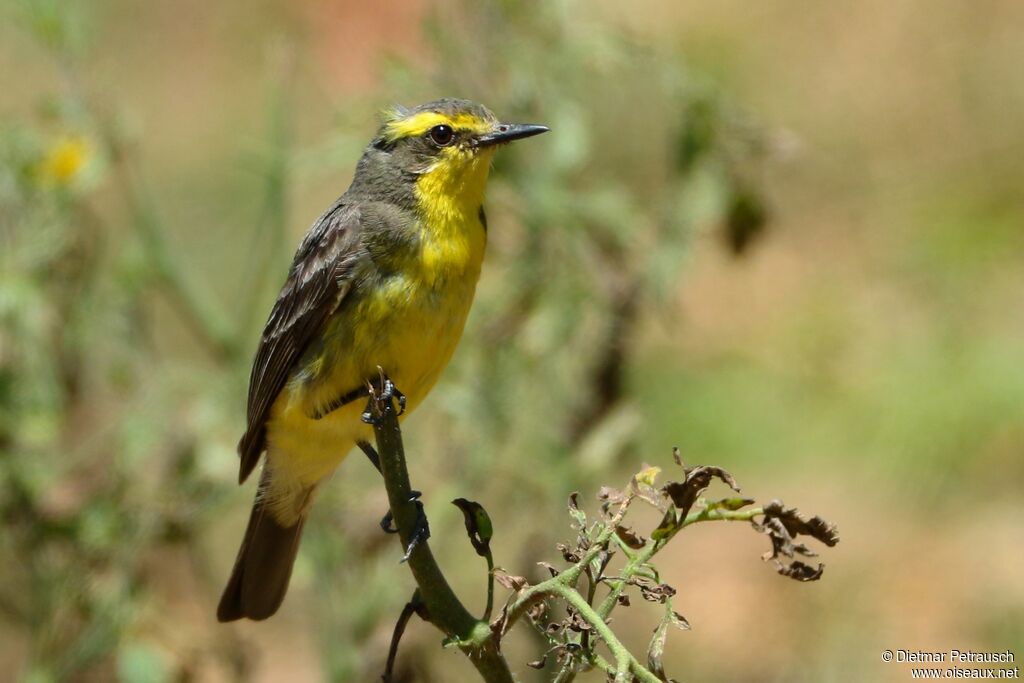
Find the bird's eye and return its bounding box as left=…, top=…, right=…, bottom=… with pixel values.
left=428, top=124, right=455, bottom=146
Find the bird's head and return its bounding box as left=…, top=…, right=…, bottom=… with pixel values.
left=353, top=99, right=548, bottom=210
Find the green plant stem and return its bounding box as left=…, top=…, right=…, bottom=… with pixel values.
left=683, top=505, right=765, bottom=528
left=546, top=582, right=662, bottom=683
left=367, top=391, right=513, bottom=683
left=484, top=552, right=495, bottom=621
left=504, top=501, right=631, bottom=683
left=503, top=499, right=631, bottom=630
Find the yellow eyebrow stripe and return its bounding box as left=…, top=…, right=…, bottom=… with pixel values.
left=383, top=111, right=492, bottom=142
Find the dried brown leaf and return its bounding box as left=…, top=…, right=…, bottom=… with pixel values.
left=526, top=655, right=547, bottom=670
left=537, top=561, right=560, bottom=577
left=651, top=508, right=679, bottom=541
left=669, top=610, right=691, bottom=631
left=762, top=499, right=840, bottom=547
left=556, top=542, right=580, bottom=563
left=568, top=492, right=587, bottom=527
left=647, top=602, right=684, bottom=682
left=597, top=486, right=627, bottom=505
left=776, top=560, right=825, bottom=582
left=615, top=525, right=647, bottom=549
left=527, top=600, right=548, bottom=623
left=662, top=465, right=741, bottom=519
left=634, top=577, right=677, bottom=604
left=493, top=569, right=528, bottom=591
left=752, top=500, right=838, bottom=582
left=592, top=548, right=614, bottom=581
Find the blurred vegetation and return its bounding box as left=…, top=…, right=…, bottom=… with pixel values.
left=1, top=0, right=1022, bottom=682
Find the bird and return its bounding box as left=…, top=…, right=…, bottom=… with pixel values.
left=217, top=98, right=548, bottom=622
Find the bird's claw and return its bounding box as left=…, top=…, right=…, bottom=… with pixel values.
left=361, top=376, right=406, bottom=424
left=378, top=491, right=428, bottom=561
left=380, top=377, right=407, bottom=416
left=400, top=498, right=430, bottom=563
left=380, top=511, right=399, bottom=534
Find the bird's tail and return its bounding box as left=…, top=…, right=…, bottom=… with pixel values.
left=217, top=472, right=313, bottom=622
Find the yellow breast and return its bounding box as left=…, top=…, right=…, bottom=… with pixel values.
left=414, top=146, right=492, bottom=285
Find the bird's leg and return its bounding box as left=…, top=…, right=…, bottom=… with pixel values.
left=382, top=590, right=428, bottom=683
left=357, top=440, right=401, bottom=535
left=356, top=438, right=427, bottom=558
left=357, top=439, right=383, bottom=474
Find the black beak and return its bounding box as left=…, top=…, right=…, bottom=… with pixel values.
left=475, top=123, right=550, bottom=148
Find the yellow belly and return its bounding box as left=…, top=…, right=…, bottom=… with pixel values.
left=261, top=217, right=484, bottom=524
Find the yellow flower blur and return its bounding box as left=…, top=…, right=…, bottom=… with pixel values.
left=37, top=135, right=91, bottom=187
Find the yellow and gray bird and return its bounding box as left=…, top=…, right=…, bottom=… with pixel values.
left=217, top=99, right=548, bottom=622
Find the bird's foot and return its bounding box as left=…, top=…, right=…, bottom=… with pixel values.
left=399, top=497, right=430, bottom=563
left=313, top=372, right=405, bottom=422
left=361, top=375, right=406, bottom=425
left=378, top=490, right=429, bottom=562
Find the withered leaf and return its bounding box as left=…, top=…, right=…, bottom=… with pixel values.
left=752, top=500, right=838, bottom=582
left=556, top=542, right=580, bottom=563
left=634, top=577, right=677, bottom=604
left=791, top=541, right=817, bottom=557
left=776, top=560, right=825, bottom=582
left=617, top=594, right=631, bottom=607
left=648, top=602, right=685, bottom=682
left=597, top=486, right=628, bottom=505
left=490, top=600, right=513, bottom=640
left=669, top=610, right=691, bottom=631
left=615, top=525, right=647, bottom=549
left=762, top=499, right=839, bottom=547
left=527, top=655, right=547, bottom=670
left=662, top=465, right=741, bottom=519
left=648, top=614, right=670, bottom=680
left=527, top=600, right=548, bottom=623
left=537, top=561, right=560, bottom=577
left=568, top=492, right=587, bottom=527
left=756, top=517, right=797, bottom=559
left=651, top=508, right=678, bottom=541
left=493, top=569, right=528, bottom=591
left=566, top=608, right=592, bottom=632
left=592, top=549, right=614, bottom=581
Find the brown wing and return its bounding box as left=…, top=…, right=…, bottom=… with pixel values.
left=236, top=201, right=365, bottom=483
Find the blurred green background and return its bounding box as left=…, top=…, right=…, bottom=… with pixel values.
left=1, top=1, right=1022, bottom=681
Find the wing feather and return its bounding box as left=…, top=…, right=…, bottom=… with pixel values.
left=237, top=202, right=364, bottom=483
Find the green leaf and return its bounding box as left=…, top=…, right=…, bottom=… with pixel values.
left=452, top=498, right=493, bottom=556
